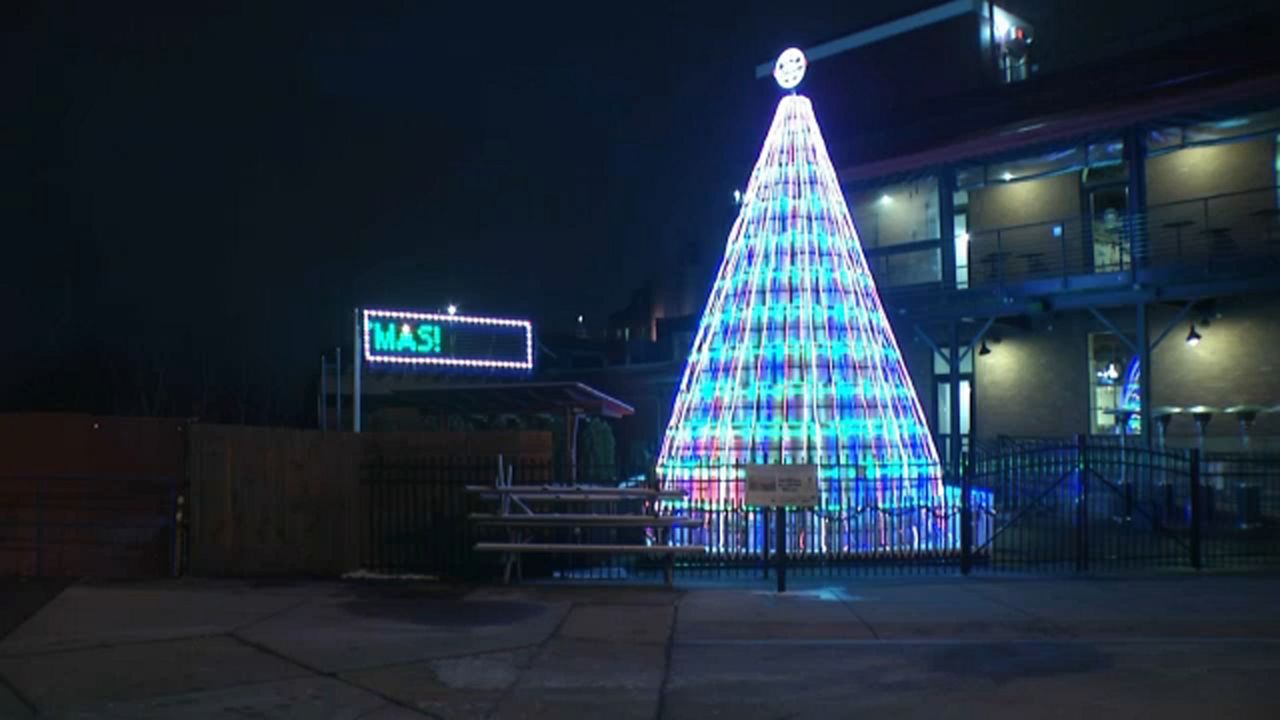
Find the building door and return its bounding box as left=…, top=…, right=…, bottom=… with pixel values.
left=1082, top=158, right=1129, bottom=273
left=936, top=378, right=973, bottom=466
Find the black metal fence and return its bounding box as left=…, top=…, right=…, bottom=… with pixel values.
left=360, top=458, right=614, bottom=577
left=360, top=440, right=1280, bottom=582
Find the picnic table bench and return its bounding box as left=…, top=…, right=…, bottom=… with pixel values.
left=467, top=471, right=704, bottom=587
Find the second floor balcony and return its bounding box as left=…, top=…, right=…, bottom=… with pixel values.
left=954, top=185, right=1280, bottom=291
left=852, top=109, right=1280, bottom=305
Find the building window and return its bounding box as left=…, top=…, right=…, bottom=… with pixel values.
left=849, top=177, right=940, bottom=249
left=954, top=190, right=970, bottom=289
left=1088, top=332, right=1140, bottom=435
left=985, top=4, right=1034, bottom=84
left=954, top=139, right=1125, bottom=284
left=1146, top=108, right=1280, bottom=264
left=849, top=176, right=942, bottom=287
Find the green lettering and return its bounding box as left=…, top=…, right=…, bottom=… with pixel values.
left=371, top=321, right=398, bottom=352
left=395, top=324, right=417, bottom=351
left=417, top=324, right=442, bottom=353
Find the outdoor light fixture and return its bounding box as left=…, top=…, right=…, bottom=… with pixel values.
left=978, top=339, right=992, bottom=356
left=1000, top=171, right=1014, bottom=182
left=577, top=314, right=584, bottom=324
left=446, top=304, right=457, bottom=316
left=878, top=193, right=893, bottom=206
left=1097, top=362, right=1119, bottom=381
left=1186, top=324, right=1202, bottom=346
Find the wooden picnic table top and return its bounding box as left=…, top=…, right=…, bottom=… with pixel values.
left=470, top=513, right=702, bottom=528
left=465, top=485, right=686, bottom=500
left=474, top=542, right=706, bottom=555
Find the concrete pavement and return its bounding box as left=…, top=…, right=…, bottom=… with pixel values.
left=1, top=575, right=1278, bottom=718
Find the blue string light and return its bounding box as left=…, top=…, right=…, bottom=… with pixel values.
left=656, top=91, right=957, bottom=554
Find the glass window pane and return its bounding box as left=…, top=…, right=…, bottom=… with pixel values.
left=849, top=177, right=940, bottom=248
left=937, top=382, right=951, bottom=434
left=1088, top=331, right=1139, bottom=435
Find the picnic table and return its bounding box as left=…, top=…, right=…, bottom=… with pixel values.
left=467, top=471, right=704, bottom=587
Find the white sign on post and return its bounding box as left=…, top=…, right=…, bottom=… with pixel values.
left=745, top=464, right=819, bottom=507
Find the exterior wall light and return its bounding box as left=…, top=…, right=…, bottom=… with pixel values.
left=1186, top=324, right=1202, bottom=346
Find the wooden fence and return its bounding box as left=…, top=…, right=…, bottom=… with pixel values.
left=0, top=414, right=185, bottom=577
left=187, top=426, right=551, bottom=576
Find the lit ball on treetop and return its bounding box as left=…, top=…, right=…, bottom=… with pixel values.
left=773, top=47, right=807, bottom=90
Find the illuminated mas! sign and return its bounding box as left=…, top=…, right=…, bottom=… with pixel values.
left=361, top=309, right=533, bottom=371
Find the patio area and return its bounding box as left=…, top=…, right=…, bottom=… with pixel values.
left=1, top=574, right=1278, bottom=718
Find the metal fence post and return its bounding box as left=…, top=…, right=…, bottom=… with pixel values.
left=1189, top=448, right=1202, bottom=570
left=960, top=452, right=973, bottom=576
left=169, top=476, right=181, bottom=578
left=775, top=505, right=786, bottom=593
left=1076, top=434, right=1090, bottom=573
left=761, top=507, right=770, bottom=579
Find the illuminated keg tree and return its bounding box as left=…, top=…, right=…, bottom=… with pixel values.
left=657, top=48, right=954, bottom=554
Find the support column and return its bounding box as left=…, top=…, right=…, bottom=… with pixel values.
left=1124, top=127, right=1149, bottom=270
left=939, top=171, right=957, bottom=290
left=949, top=321, right=963, bottom=480
left=1137, top=302, right=1153, bottom=450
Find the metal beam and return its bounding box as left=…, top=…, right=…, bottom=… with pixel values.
left=753, top=0, right=979, bottom=78
left=1150, top=299, right=1198, bottom=351
left=884, top=268, right=1278, bottom=323
left=914, top=323, right=949, bottom=368
left=1086, top=306, right=1137, bottom=354
left=958, top=317, right=996, bottom=364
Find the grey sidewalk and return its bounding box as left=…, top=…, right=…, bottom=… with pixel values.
left=1, top=575, right=1278, bottom=718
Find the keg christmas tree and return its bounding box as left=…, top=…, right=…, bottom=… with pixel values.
left=657, top=49, right=954, bottom=553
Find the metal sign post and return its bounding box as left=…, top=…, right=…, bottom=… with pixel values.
left=745, top=464, right=818, bottom=593
left=353, top=308, right=362, bottom=433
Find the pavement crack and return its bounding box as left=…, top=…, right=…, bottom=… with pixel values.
left=0, top=631, right=229, bottom=660
left=484, top=600, right=577, bottom=720
left=227, top=631, right=439, bottom=719
left=655, top=592, right=684, bottom=720
left=836, top=592, right=880, bottom=640
left=336, top=641, right=545, bottom=676
left=958, top=582, right=1077, bottom=638
left=0, top=670, right=38, bottom=717
left=229, top=597, right=313, bottom=635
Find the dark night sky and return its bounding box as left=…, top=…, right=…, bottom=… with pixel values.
left=2, top=0, right=1210, bottom=420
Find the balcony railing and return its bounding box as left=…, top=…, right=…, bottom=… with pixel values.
left=925, top=186, right=1280, bottom=293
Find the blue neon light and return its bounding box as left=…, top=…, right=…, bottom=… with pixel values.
left=655, top=90, right=955, bottom=554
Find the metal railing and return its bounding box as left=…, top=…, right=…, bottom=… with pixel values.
left=879, top=187, right=1280, bottom=295
left=360, top=459, right=625, bottom=578
left=359, top=444, right=1280, bottom=582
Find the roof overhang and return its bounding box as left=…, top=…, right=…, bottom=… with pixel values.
left=839, top=71, right=1280, bottom=183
